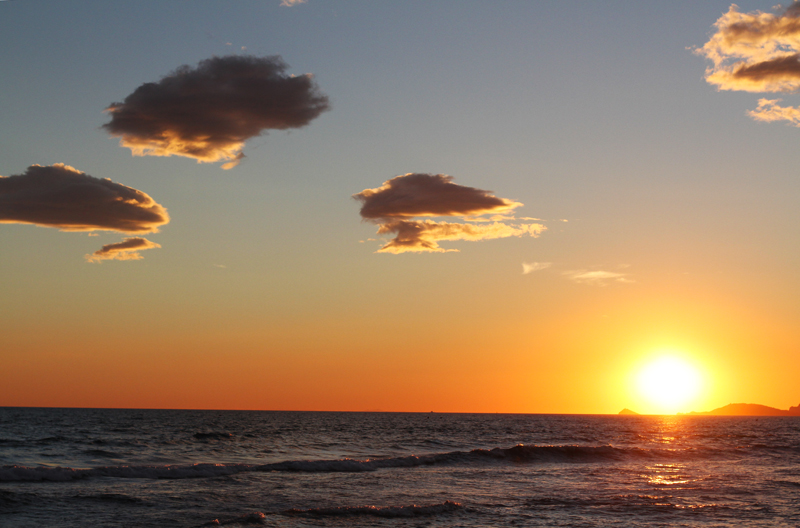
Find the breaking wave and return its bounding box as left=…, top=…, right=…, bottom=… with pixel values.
left=0, top=443, right=735, bottom=482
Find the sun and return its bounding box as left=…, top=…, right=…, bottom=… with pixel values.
left=636, top=355, right=702, bottom=414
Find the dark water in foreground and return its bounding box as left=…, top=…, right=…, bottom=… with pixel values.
left=1, top=408, right=799, bottom=527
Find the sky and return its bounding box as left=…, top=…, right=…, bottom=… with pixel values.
left=1, top=0, right=799, bottom=414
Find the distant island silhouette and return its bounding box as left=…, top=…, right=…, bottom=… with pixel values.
left=683, top=403, right=800, bottom=416
left=619, top=403, right=800, bottom=416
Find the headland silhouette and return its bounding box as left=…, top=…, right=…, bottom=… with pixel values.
left=683, top=403, right=800, bottom=416
left=619, top=403, right=800, bottom=416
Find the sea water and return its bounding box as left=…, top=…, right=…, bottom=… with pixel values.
left=1, top=408, right=799, bottom=527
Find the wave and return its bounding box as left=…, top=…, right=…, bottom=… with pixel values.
left=82, top=449, right=122, bottom=458
left=35, top=436, right=69, bottom=445
left=74, top=493, right=144, bottom=504
left=773, top=479, right=800, bottom=489
left=194, top=432, right=234, bottom=440
left=0, top=443, right=739, bottom=482
left=0, top=463, right=251, bottom=482
left=0, top=438, right=26, bottom=448
left=203, top=511, right=267, bottom=526
left=285, top=500, right=463, bottom=518
left=204, top=502, right=463, bottom=525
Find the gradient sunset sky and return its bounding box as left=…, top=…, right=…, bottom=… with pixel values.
left=2, top=0, right=799, bottom=414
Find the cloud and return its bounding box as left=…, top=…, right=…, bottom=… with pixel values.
left=697, top=2, right=800, bottom=125
left=0, top=164, right=169, bottom=233
left=747, top=97, right=800, bottom=125
left=280, top=0, right=307, bottom=5
left=85, top=237, right=161, bottom=263
left=706, top=53, right=800, bottom=93
left=376, top=219, right=545, bottom=254
left=563, top=270, right=633, bottom=286
left=0, top=163, right=168, bottom=261
left=522, top=261, right=551, bottom=274
left=103, top=55, right=329, bottom=168
left=697, top=3, right=800, bottom=92
left=354, top=173, right=544, bottom=253
left=220, top=152, right=246, bottom=171
left=355, top=173, right=522, bottom=219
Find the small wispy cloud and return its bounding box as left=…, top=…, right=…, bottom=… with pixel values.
left=563, top=269, right=634, bottom=286
left=85, top=237, right=161, bottom=263
left=375, top=219, right=544, bottom=254
left=354, top=173, right=544, bottom=254
left=522, top=261, right=551, bottom=274
left=748, top=97, right=800, bottom=126
left=280, top=0, right=307, bottom=5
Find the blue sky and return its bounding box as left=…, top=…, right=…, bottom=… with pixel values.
left=1, top=1, right=799, bottom=413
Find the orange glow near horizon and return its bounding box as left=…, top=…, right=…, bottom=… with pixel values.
left=634, top=354, right=705, bottom=415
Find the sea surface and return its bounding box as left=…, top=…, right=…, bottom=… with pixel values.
left=1, top=408, right=799, bottom=527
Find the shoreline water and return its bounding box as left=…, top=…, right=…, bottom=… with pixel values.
left=2, top=408, right=799, bottom=527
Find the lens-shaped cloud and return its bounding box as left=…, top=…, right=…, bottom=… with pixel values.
left=85, top=237, right=161, bottom=263
left=354, top=173, right=544, bottom=254
left=103, top=55, right=330, bottom=168
left=355, top=173, right=521, bottom=219
left=1, top=163, right=168, bottom=261
left=0, top=164, right=169, bottom=233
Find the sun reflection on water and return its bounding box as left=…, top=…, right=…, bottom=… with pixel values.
left=642, top=463, right=692, bottom=487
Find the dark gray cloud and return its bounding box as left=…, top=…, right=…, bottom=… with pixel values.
left=787, top=1, right=800, bottom=17
left=85, top=237, right=161, bottom=263
left=354, top=173, right=521, bottom=219
left=727, top=53, right=800, bottom=88
left=103, top=55, right=330, bottom=169
left=354, top=173, right=544, bottom=254
left=1, top=164, right=168, bottom=261
left=0, top=164, right=169, bottom=233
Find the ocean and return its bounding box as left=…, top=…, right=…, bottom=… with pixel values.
left=1, top=408, right=799, bottom=527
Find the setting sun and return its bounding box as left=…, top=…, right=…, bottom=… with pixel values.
left=636, top=356, right=703, bottom=414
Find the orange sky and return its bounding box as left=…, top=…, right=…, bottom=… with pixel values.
left=2, top=1, right=799, bottom=414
